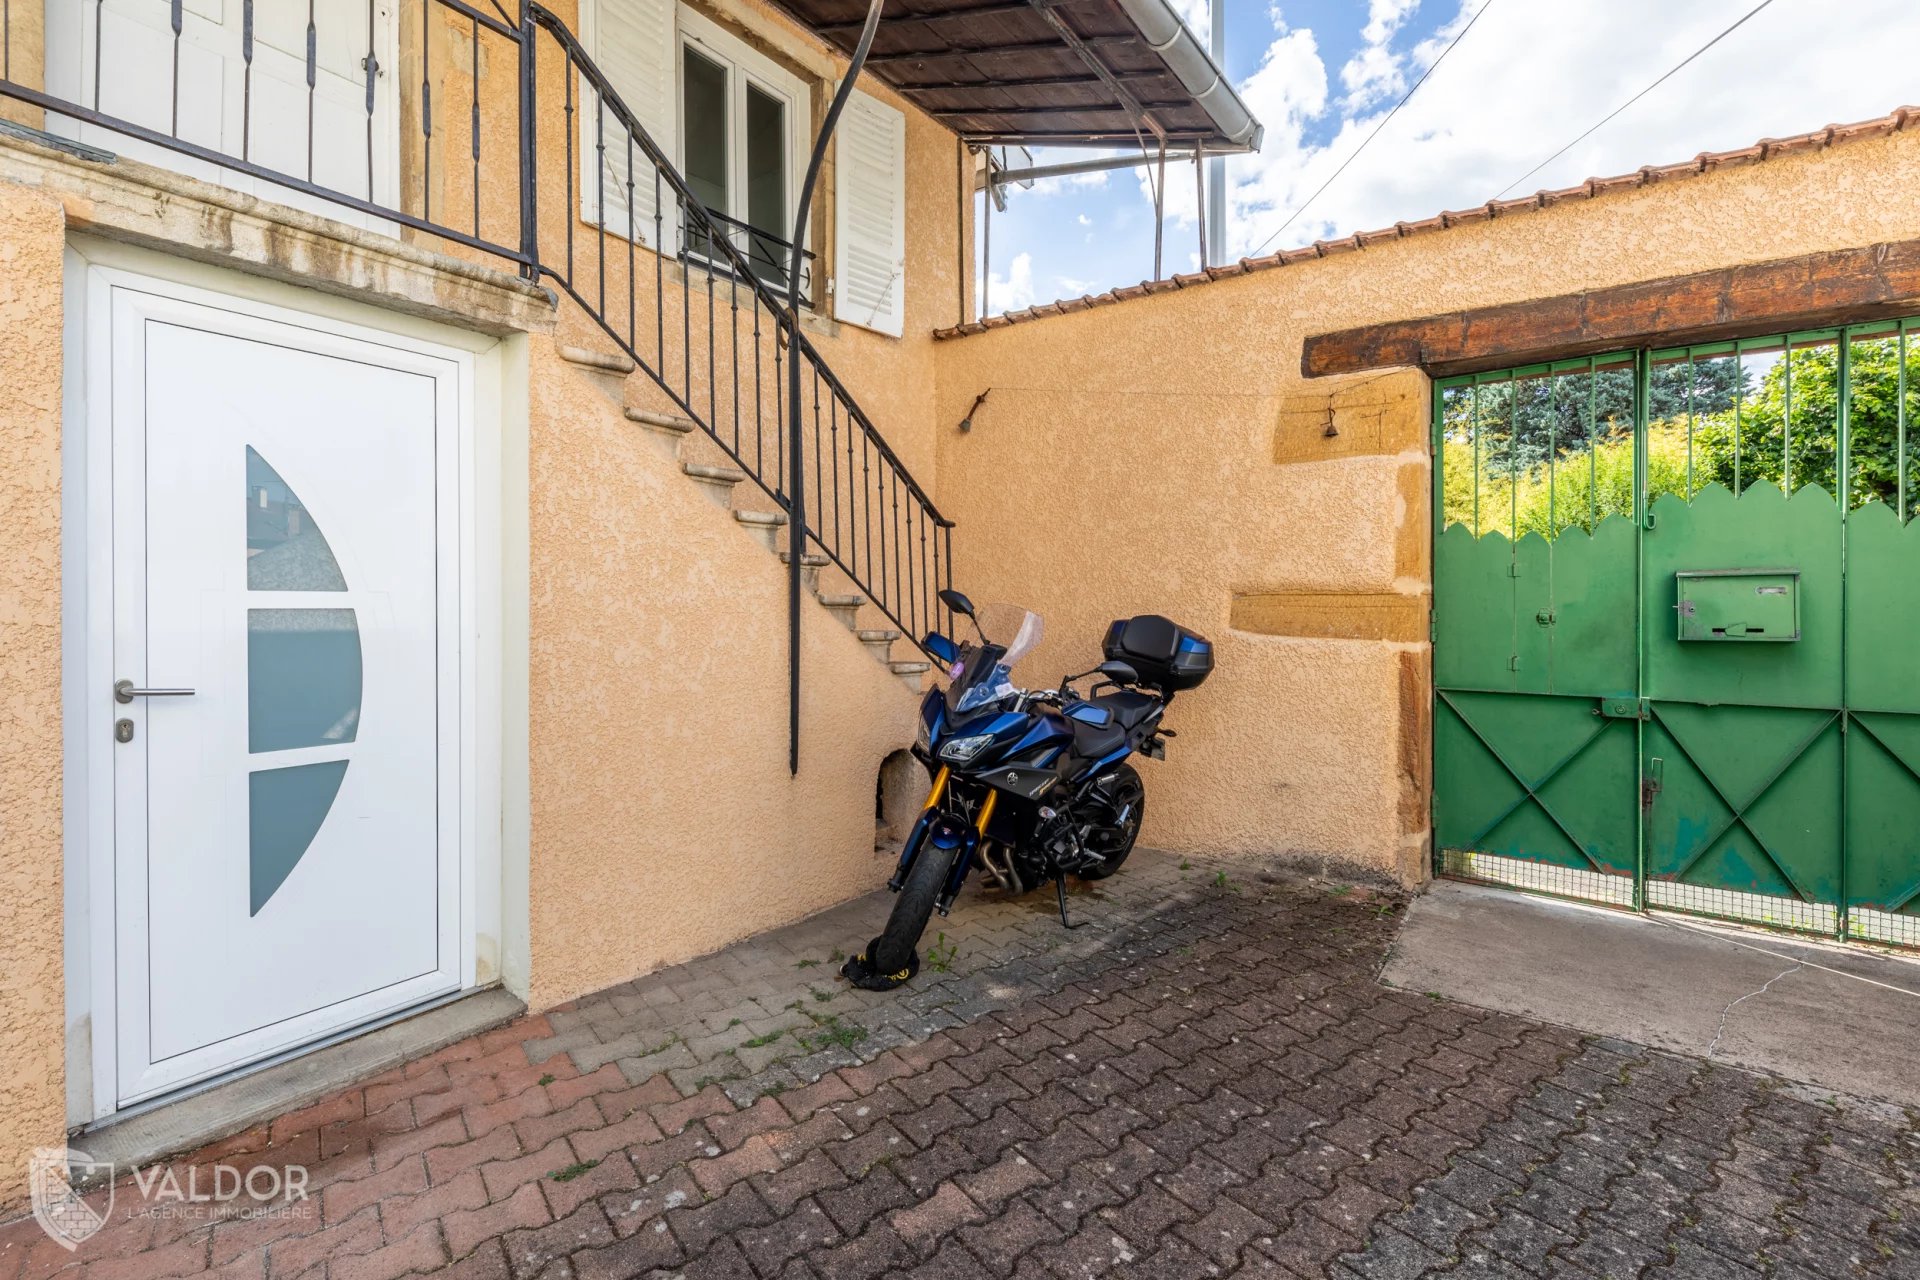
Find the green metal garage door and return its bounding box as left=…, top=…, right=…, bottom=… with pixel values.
left=1433, top=321, right=1920, bottom=948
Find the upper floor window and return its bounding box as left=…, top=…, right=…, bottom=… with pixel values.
left=584, top=0, right=808, bottom=294
left=583, top=0, right=906, bottom=335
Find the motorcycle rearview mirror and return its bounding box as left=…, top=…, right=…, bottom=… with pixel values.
left=1097, top=660, right=1139, bottom=686
left=938, top=588, right=986, bottom=641
left=923, top=632, right=959, bottom=665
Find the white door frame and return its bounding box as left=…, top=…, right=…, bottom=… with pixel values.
left=62, top=238, right=506, bottom=1124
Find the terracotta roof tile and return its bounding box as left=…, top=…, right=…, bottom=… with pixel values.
left=934, top=104, right=1920, bottom=341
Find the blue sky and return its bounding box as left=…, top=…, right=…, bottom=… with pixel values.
left=979, top=0, right=1920, bottom=314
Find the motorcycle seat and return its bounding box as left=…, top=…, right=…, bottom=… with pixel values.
left=1068, top=715, right=1127, bottom=762
left=1090, top=689, right=1162, bottom=735
left=1068, top=690, right=1161, bottom=762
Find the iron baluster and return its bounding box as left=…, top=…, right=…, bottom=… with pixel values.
left=305, top=1, right=317, bottom=180
left=171, top=0, right=183, bottom=137
left=812, top=368, right=824, bottom=546
left=771, top=328, right=781, bottom=491
left=708, top=244, right=716, bottom=430
left=366, top=2, right=380, bottom=202
left=626, top=130, right=636, bottom=347
left=654, top=168, right=664, bottom=373
left=825, top=395, right=840, bottom=556
left=862, top=434, right=873, bottom=601
left=92, top=0, right=103, bottom=113
left=752, top=305, right=762, bottom=473
left=595, top=93, right=605, bottom=318
left=470, top=14, right=481, bottom=235
left=561, top=56, right=573, bottom=280
left=729, top=274, right=739, bottom=457
left=421, top=2, right=432, bottom=223
left=681, top=195, right=691, bottom=407
left=517, top=0, right=536, bottom=282
left=242, top=0, right=254, bottom=160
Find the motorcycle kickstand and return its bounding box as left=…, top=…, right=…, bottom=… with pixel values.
left=1054, top=875, right=1086, bottom=930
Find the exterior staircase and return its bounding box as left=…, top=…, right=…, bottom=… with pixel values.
left=558, top=344, right=932, bottom=694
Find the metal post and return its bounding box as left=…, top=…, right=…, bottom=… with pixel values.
left=981, top=153, right=991, bottom=318
left=786, top=0, right=886, bottom=774
left=1152, top=137, right=1165, bottom=279
left=516, top=1, right=538, bottom=281
left=1205, top=0, right=1226, bottom=263
left=1194, top=152, right=1206, bottom=270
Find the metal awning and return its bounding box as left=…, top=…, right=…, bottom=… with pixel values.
left=779, top=0, right=1262, bottom=151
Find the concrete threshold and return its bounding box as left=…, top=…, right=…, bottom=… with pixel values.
left=1382, top=880, right=1920, bottom=1107
left=76, top=988, right=525, bottom=1180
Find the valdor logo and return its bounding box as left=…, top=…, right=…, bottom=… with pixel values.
left=28, top=1147, right=313, bottom=1248
left=29, top=1148, right=113, bottom=1251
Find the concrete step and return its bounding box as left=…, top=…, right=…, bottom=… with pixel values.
left=777, top=550, right=831, bottom=593
left=733, top=509, right=788, bottom=552
left=816, top=593, right=865, bottom=630
left=682, top=462, right=746, bottom=507
left=558, top=344, right=637, bottom=379
left=856, top=628, right=900, bottom=663
left=890, top=660, right=931, bottom=695
left=624, top=406, right=696, bottom=433
left=626, top=406, right=697, bottom=460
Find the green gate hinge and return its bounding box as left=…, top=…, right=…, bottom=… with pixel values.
left=1598, top=697, right=1651, bottom=720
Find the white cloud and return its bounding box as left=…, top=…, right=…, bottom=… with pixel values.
left=1220, top=0, right=1920, bottom=261
left=1340, top=0, right=1421, bottom=108
left=986, top=252, right=1036, bottom=312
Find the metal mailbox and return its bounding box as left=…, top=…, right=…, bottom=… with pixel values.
left=1675, top=569, right=1800, bottom=642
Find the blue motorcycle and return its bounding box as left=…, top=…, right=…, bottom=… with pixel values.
left=843, top=591, right=1213, bottom=989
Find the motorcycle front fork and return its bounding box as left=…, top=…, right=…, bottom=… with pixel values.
left=886, top=767, right=993, bottom=918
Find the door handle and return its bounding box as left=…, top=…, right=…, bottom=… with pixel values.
left=114, top=680, right=196, bottom=704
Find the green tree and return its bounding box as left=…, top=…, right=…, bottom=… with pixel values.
left=1688, top=337, right=1919, bottom=509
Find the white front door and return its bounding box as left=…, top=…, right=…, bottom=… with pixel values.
left=103, top=276, right=463, bottom=1104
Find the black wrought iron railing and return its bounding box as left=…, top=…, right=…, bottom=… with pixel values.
left=1, top=0, right=953, bottom=658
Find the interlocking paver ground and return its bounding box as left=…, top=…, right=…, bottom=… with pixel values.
left=5, top=849, right=1916, bottom=1279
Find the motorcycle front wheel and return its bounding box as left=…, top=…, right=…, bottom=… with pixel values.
left=871, top=837, right=960, bottom=974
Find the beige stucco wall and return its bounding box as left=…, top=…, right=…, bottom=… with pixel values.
left=931, top=127, right=1920, bottom=884
left=524, top=340, right=923, bottom=1006
left=0, top=181, right=67, bottom=1208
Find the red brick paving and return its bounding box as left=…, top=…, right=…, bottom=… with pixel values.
left=3, top=856, right=1914, bottom=1279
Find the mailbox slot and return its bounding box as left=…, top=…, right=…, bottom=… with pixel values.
left=1675, top=569, right=1800, bottom=642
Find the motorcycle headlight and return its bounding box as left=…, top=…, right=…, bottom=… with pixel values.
left=939, top=734, right=994, bottom=763
left=914, top=717, right=932, bottom=753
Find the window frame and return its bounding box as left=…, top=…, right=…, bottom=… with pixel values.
left=674, top=5, right=812, bottom=287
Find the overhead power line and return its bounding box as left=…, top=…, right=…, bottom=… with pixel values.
left=1246, top=0, right=1497, bottom=259
left=1495, top=0, right=1779, bottom=198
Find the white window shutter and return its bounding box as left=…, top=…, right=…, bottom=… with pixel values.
left=834, top=90, right=906, bottom=337
left=586, top=0, right=678, bottom=251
